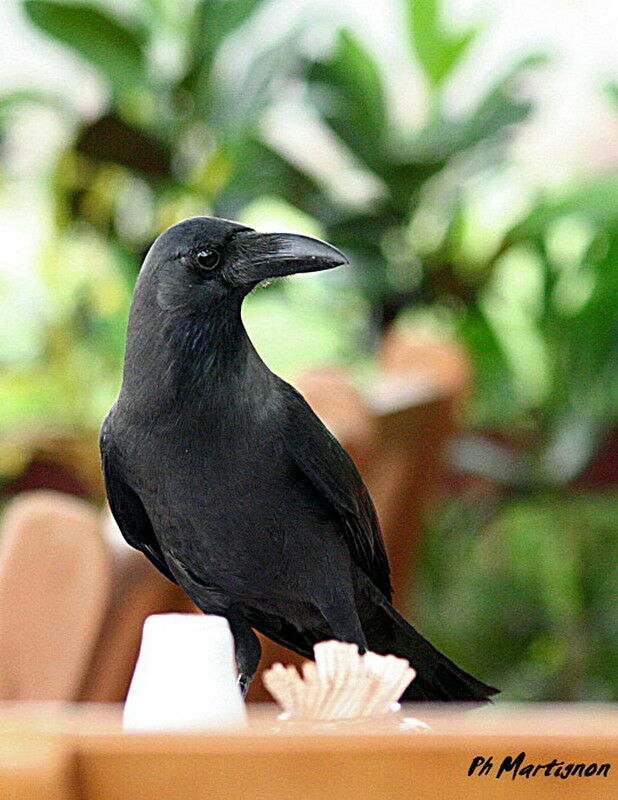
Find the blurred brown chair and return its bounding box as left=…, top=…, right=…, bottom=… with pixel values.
left=365, top=329, right=471, bottom=607
left=79, top=512, right=197, bottom=703
left=0, top=431, right=105, bottom=503
left=0, top=491, right=111, bottom=701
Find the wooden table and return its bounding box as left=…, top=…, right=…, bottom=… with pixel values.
left=0, top=703, right=616, bottom=799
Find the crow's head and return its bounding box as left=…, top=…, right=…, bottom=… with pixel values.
left=141, top=216, right=348, bottom=313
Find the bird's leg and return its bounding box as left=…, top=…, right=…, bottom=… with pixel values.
left=227, top=607, right=262, bottom=698
left=317, top=597, right=368, bottom=652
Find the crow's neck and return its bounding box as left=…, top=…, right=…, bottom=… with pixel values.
left=122, top=297, right=260, bottom=416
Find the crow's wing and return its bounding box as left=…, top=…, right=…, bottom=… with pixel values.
left=279, top=382, right=392, bottom=600
left=100, top=417, right=177, bottom=584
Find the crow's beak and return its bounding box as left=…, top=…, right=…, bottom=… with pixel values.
left=231, top=230, right=348, bottom=285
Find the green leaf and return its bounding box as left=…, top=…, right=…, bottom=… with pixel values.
left=604, top=82, right=618, bottom=109
left=405, top=0, right=479, bottom=89
left=326, top=211, right=398, bottom=253
left=213, top=23, right=307, bottom=138
left=308, top=29, right=388, bottom=171
left=410, top=66, right=534, bottom=162
left=183, top=0, right=264, bottom=102
left=458, top=306, right=519, bottom=425
left=212, top=0, right=264, bottom=43
left=214, top=138, right=324, bottom=220
left=506, top=177, right=618, bottom=242
left=24, top=1, right=146, bottom=92
left=378, top=159, right=444, bottom=210
left=562, top=233, right=618, bottom=392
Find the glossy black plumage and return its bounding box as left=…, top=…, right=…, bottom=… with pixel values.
left=101, top=216, right=498, bottom=702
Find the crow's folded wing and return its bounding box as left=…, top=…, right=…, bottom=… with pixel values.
left=100, top=417, right=177, bottom=584
left=279, top=382, right=393, bottom=600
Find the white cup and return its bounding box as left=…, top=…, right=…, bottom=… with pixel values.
left=123, top=613, right=247, bottom=731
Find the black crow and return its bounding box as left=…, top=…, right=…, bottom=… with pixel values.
left=101, top=216, right=497, bottom=702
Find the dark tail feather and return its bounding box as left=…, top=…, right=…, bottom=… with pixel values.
left=357, top=576, right=498, bottom=703
left=401, top=659, right=498, bottom=703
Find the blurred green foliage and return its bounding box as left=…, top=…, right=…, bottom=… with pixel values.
left=2, top=0, right=309, bottom=431
left=438, top=176, right=618, bottom=488
left=407, top=0, right=479, bottom=90
left=0, top=0, right=617, bottom=700
left=2, top=0, right=540, bottom=432
left=285, top=22, right=537, bottom=330
left=24, top=0, right=291, bottom=251
left=416, top=490, right=618, bottom=700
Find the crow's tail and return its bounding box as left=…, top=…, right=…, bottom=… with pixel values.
left=356, top=573, right=498, bottom=703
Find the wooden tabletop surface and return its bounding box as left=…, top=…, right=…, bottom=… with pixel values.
left=0, top=703, right=616, bottom=799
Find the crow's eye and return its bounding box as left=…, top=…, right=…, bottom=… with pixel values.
left=195, top=249, right=220, bottom=270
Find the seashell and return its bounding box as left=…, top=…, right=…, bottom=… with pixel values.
left=262, top=640, right=416, bottom=720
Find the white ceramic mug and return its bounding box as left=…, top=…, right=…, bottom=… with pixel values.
left=123, top=613, right=247, bottom=731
